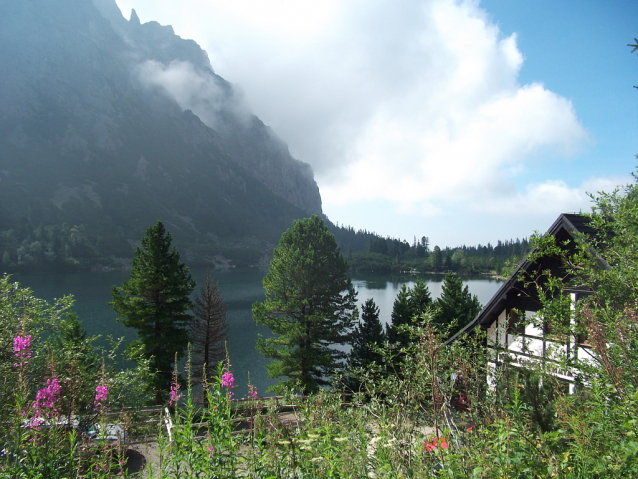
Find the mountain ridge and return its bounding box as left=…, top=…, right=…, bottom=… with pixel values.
left=0, top=0, right=323, bottom=272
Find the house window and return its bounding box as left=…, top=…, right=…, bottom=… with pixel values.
left=507, top=309, right=524, bottom=335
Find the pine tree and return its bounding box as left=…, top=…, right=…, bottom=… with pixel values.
left=387, top=278, right=432, bottom=347
left=431, top=245, right=442, bottom=271
left=253, top=215, right=357, bottom=394
left=191, top=269, right=228, bottom=385
left=349, top=298, right=385, bottom=370
left=433, top=271, right=481, bottom=338
left=411, top=279, right=433, bottom=314
left=110, top=221, right=195, bottom=404
left=444, top=247, right=453, bottom=271
left=387, top=284, right=411, bottom=345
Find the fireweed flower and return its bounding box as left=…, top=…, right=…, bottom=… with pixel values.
left=95, top=385, right=108, bottom=404
left=13, top=334, right=32, bottom=367
left=221, top=371, right=234, bottom=389
left=221, top=371, right=235, bottom=399
left=94, top=383, right=109, bottom=412
left=169, top=380, right=181, bottom=406
left=168, top=361, right=182, bottom=406
left=248, top=384, right=258, bottom=400
left=33, top=378, right=61, bottom=420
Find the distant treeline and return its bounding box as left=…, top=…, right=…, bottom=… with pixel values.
left=1, top=218, right=528, bottom=275
left=1, top=221, right=106, bottom=272
left=329, top=223, right=529, bottom=276
left=0, top=219, right=267, bottom=273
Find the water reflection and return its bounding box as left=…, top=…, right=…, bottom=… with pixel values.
left=10, top=269, right=502, bottom=398
left=352, top=273, right=503, bottom=328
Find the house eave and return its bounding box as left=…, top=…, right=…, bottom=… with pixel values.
left=445, top=213, right=606, bottom=346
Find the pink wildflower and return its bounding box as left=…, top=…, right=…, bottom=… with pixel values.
left=221, top=371, right=234, bottom=389
left=94, top=384, right=109, bottom=412
left=95, top=385, right=108, bottom=403
left=208, top=446, right=215, bottom=459
left=221, top=371, right=234, bottom=399
left=168, top=361, right=182, bottom=406
left=33, top=378, right=61, bottom=418
left=248, top=384, right=259, bottom=400
left=169, top=381, right=181, bottom=406
left=13, top=334, right=32, bottom=366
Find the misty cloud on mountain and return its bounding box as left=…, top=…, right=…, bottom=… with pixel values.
left=137, top=59, right=251, bottom=130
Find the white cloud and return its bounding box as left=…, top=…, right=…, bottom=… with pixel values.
left=136, top=59, right=249, bottom=129
left=116, top=0, right=594, bottom=239
left=455, top=174, right=631, bottom=217
left=478, top=179, right=589, bottom=216
left=322, top=82, right=586, bottom=208
left=580, top=175, right=633, bottom=196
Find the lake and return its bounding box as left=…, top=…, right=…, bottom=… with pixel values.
left=8, top=269, right=503, bottom=397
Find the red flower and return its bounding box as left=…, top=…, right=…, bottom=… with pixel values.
left=424, top=437, right=448, bottom=452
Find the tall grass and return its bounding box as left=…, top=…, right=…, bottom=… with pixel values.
left=2, top=274, right=638, bottom=477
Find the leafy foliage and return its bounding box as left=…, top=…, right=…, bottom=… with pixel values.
left=0, top=275, right=151, bottom=477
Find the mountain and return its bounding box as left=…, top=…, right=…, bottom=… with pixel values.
left=0, top=0, right=323, bottom=271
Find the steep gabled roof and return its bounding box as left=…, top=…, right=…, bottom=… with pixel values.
left=445, top=213, right=605, bottom=345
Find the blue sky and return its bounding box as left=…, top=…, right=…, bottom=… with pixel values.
left=113, top=0, right=636, bottom=248
left=482, top=0, right=636, bottom=185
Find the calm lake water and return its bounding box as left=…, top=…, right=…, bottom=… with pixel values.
left=9, top=269, right=503, bottom=397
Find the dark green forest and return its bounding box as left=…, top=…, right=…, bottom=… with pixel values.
left=330, top=223, right=529, bottom=276
left=0, top=218, right=529, bottom=275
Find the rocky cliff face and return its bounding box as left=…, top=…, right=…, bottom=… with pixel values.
left=0, top=0, right=323, bottom=270
left=95, top=0, right=322, bottom=215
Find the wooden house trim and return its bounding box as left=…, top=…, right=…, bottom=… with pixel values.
left=445, top=213, right=607, bottom=347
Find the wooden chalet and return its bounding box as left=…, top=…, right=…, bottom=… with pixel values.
left=446, top=213, right=609, bottom=393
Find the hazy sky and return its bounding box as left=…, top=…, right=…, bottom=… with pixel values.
left=113, top=0, right=637, bottom=247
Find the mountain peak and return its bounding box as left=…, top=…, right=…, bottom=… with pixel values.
left=130, top=8, right=140, bottom=25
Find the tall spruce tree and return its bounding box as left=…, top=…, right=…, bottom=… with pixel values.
left=110, top=221, right=195, bottom=404
left=430, top=246, right=443, bottom=271
left=253, top=215, right=357, bottom=394
left=433, top=271, right=481, bottom=338
left=349, top=298, right=385, bottom=369
left=191, top=269, right=228, bottom=385
left=387, top=278, right=433, bottom=347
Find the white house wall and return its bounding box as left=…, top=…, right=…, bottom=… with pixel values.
left=484, top=304, right=593, bottom=387
left=524, top=311, right=543, bottom=337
